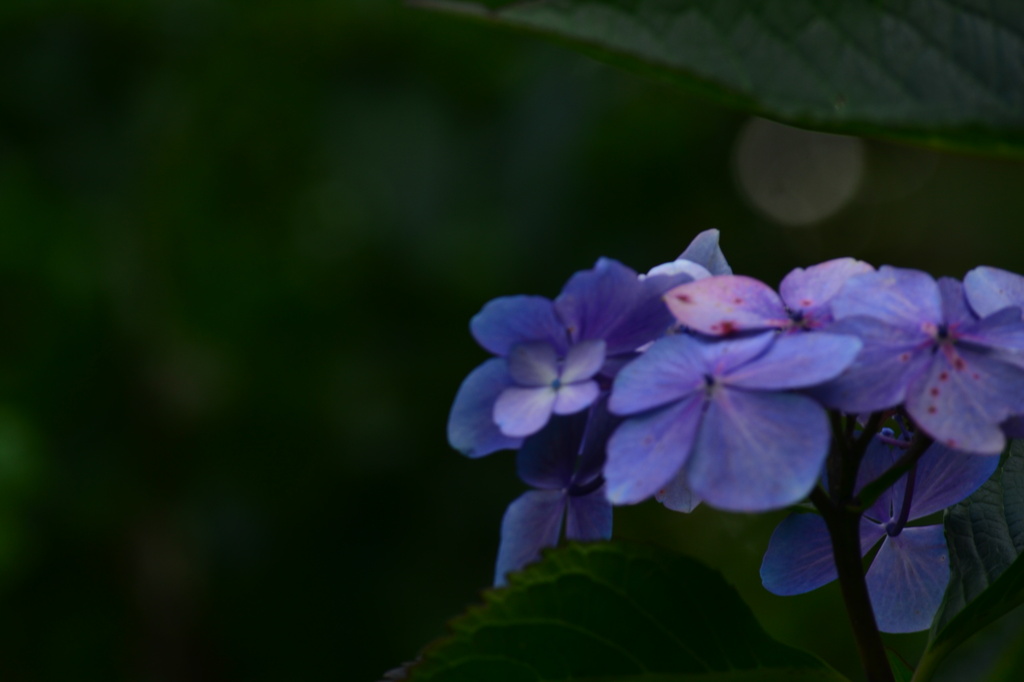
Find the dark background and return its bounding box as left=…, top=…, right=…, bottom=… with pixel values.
left=2, top=2, right=1024, bottom=680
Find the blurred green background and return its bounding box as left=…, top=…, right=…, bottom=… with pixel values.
left=2, top=1, right=1024, bottom=680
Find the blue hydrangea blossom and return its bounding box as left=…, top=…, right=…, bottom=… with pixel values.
left=606, top=331, right=861, bottom=511
left=815, top=267, right=1024, bottom=454
left=760, top=432, right=999, bottom=632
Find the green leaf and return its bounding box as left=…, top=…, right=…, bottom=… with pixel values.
left=411, top=0, right=1024, bottom=156
left=405, top=542, right=849, bottom=682
left=887, top=650, right=914, bottom=682
left=915, top=441, right=1024, bottom=680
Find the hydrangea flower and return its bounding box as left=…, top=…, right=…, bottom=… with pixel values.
left=447, top=231, right=730, bottom=458
left=760, top=432, right=999, bottom=632
left=814, top=267, right=1024, bottom=454
left=663, top=258, right=873, bottom=335
left=494, top=402, right=616, bottom=585
left=605, top=330, right=861, bottom=511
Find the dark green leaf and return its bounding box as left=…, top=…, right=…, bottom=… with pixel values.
left=411, top=0, right=1024, bottom=156
left=886, top=650, right=914, bottom=682
left=405, top=542, right=848, bottom=682
left=916, top=441, right=1024, bottom=680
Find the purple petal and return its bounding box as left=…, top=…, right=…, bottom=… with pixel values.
left=1003, top=415, right=1024, bottom=438
left=938, top=277, right=975, bottom=328
left=855, top=435, right=903, bottom=524
left=761, top=513, right=884, bottom=595
left=810, top=317, right=932, bottom=413
left=574, top=395, right=618, bottom=486
left=677, top=228, right=732, bottom=276
left=494, top=386, right=556, bottom=438
left=867, top=526, right=950, bottom=633
left=506, top=342, right=558, bottom=387
left=555, top=258, right=674, bottom=356
left=832, top=266, right=942, bottom=329
left=688, top=389, right=830, bottom=512
left=957, top=307, right=1024, bottom=355
left=516, top=412, right=586, bottom=489
left=664, top=275, right=789, bottom=335
left=907, top=442, right=1000, bottom=519
left=964, top=266, right=1024, bottom=318
left=654, top=466, right=701, bottom=512
left=494, top=490, right=566, bottom=586
left=905, top=345, right=1024, bottom=454
left=723, top=332, right=861, bottom=391
left=565, top=485, right=613, bottom=540
left=604, top=394, right=704, bottom=505
left=646, top=259, right=712, bottom=281
left=447, top=359, right=524, bottom=458
left=561, top=340, right=606, bottom=383
left=697, top=332, right=777, bottom=377
left=471, top=295, right=566, bottom=356
left=552, top=381, right=600, bottom=415
left=608, top=335, right=706, bottom=416
left=779, top=258, right=874, bottom=326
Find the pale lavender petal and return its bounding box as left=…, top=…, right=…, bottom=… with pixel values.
left=447, top=359, right=524, bottom=458
left=965, top=265, right=1024, bottom=318
left=565, top=486, right=613, bottom=540
left=867, top=526, right=950, bottom=633
left=494, top=386, right=556, bottom=438
left=761, top=513, right=884, bottom=595
left=552, top=381, right=600, bottom=415
left=810, top=317, right=931, bottom=413
left=608, top=335, right=706, bottom=416
left=654, top=466, right=701, bottom=513
left=646, top=259, right=712, bottom=281
left=604, top=394, right=704, bottom=505
left=938, top=277, right=975, bottom=328
left=664, top=275, right=789, bottom=335
left=905, top=345, right=1024, bottom=454
left=555, top=258, right=675, bottom=355
left=678, top=228, right=732, bottom=275
left=506, top=342, right=558, bottom=387
left=723, top=332, right=861, bottom=391
left=494, top=490, right=566, bottom=586
left=561, top=340, right=606, bottom=383
left=688, top=389, right=830, bottom=512
left=471, top=295, right=566, bottom=356
left=779, top=258, right=874, bottom=326
left=516, top=412, right=585, bottom=489
left=907, top=442, right=1000, bottom=519
left=697, top=331, right=777, bottom=377
left=832, top=266, right=942, bottom=329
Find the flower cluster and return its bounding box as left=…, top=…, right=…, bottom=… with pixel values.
left=447, top=231, right=1024, bottom=630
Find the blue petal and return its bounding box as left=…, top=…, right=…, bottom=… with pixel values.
left=697, top=332, right=777, bottom=377
left=494, top=490, right=566, bottom=586
left=779, top=258, right=873, bottom=328
left=493, top=386, right=556, bottom=438
left=664, top=275, right=789, bottom=335
left=516, top=412, right=586, bottom=489
left=867, top=526, right=950, bottom=633
left=964, top=265, right=1024, bottom=318
left=678, top=229, right=732, bottom=276
left=608, top=335, right=706, bottom=416
left=574, top=394, right=618, bottom=486
left=938, top=277, right=975, bottom=327
left=555, top=258, right=672, bottom=356
left=447, top=359, right=523, bottom=458
left=552, top=381, right=600, bottom=415
left=905, top=344, right=1024, bottom=454
left=855, top=435, right=903, bottom=524
left=654, top=467, right=701, bottom=512
left=907, top=442, right=1000, bottom=519
left=471, top=295, right=566, bottom=356
left=604, top=394, right=704, bottom=505
left=811, top=317, right=931, bottom=413
left=723, top=332, right=861, bottom=391
left=761, top=513, right=884, bottom=595
left=832, top=266, right=942, bottom=329
left=506, top=342, right=558, bottom=387
left=957, top=307, right=1024, bottom=356
left=561, top=340, right=606, bottom=383
left=565, top=485, right=613, bottom=540
left=688, top=388, right=830, bottom=512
